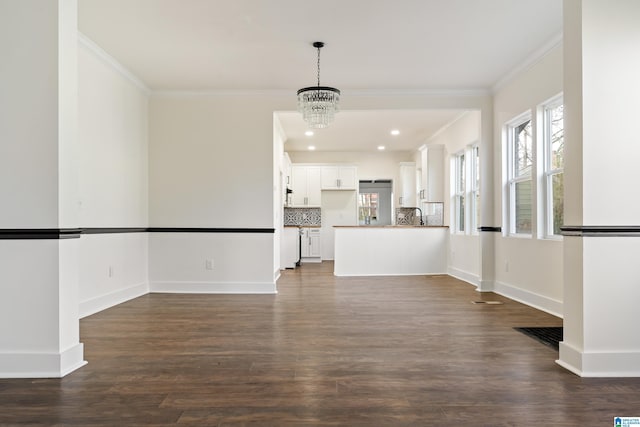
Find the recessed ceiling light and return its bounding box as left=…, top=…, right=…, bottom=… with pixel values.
left=305, top=130, right=314, bottom=136
left=308, top=145, right=316, bottom=151
left=377, top=145, right=385, bottom=151
left=390, top=129, right=400, bottom=136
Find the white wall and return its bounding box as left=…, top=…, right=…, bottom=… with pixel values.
left=77, top=36, right=150, bottom=317
left=0, top=0, right=85, bottom=378
left=492, top=43, right=564, bottom=316
left=148, top=93, right=292, bottom=292
left=426, top=111, right=481, bottom=285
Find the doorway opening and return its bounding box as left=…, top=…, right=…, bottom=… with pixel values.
left=358, top=180, right=392, bottom=226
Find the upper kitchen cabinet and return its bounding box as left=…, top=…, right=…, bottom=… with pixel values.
left=321, top=165, right=357, bottom=190
left=398, top=162, right=416, bottom=207
left=291, top=165, right=322, bottom=207
left=283, top=152, right=292, bottom=187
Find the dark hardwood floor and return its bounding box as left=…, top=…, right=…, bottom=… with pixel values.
left=1, top=261, right=639, bottom=425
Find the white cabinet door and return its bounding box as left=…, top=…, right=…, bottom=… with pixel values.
left=291, top=166, right=322, bottom=206
left=300, top=228, right=321, bottom=258
left=321, top=166, right=357, bottom=190
left=308, top=229, right=321, bottom=257
left=280, top=227, right=299, bottom=269
left=321, top=166, right=339, bottom=189
left=399, top=162, right=416, bottom=207
left=337, top=166, right=357, bottom=189
left=291, top=166, right=309, bottom=206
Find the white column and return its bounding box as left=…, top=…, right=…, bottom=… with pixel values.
left=558, top=0, right=640, bottom=377
left=0, top=0, right=85, bottom=378
left=477, top=98, right=496, bottom=292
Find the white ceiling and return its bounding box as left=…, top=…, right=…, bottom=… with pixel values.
left=278, top=109, right=468, bottom=152
left=78, top=0, right=562, bottom=151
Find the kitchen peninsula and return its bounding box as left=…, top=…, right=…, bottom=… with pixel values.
left=333, top=225, right=448, bottom=276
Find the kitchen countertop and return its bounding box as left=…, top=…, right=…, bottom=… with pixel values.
left=333, top=225, right=448, bottom=228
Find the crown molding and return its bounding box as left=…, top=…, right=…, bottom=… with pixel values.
left=77, top=32, right=151, bottom=96
left=492, top=32, right=563, bottom=94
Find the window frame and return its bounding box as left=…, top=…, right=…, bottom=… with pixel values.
left=506, top=112, right=534, bottom=237
left=541, top=96, right=564, bottom=239
left=452, top=152, right=466, bottom=234
left=469, top=145, right=480, bottom=235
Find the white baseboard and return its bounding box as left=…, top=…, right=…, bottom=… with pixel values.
left=447, top=267, right=479, bottom=287
left=558, top=342, right=640, bottom=377
left=493, top=280, right=563, bottom=318
left=79, top=282, right=149, bottom=319
left=0, top=343, right=87, bottom=378
left=150, top=281, right=277, bottom=294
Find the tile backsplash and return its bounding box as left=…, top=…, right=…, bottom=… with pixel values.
left=284, top=207, right=321, bottom=226
left=395, top=203, right=444, bottom=226
left=395, top=208, right=417, bottom=225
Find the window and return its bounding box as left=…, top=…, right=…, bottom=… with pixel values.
left=507, top=115, right=533, bottom=235
left=453, top=153, right=465, bottom=232
left=452, top=146, right=480, bottom=234
left=358, top=192, right=378, bottom=225
left=470, top=145, right=480, bottom=233
left=543, top=100, right=564, bottom=237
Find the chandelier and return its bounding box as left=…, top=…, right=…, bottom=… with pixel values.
left=297, top=42, right=340, bottom=129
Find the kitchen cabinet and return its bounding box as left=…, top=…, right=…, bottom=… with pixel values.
left=280, top=227, right=300, bottom=269
left=398, top=162, right=416, bottom=207
left=419, top=148, right=428, bottom=201
left=291, top=165, right=321, bottom=206
left=301, top=227, right=321, bottom=260
left=283, top=152, right=293, bottom=205
left=321, top=165, right=357, bottom=190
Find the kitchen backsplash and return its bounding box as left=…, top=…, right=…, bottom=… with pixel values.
left=284, top=207, right=321, bottom=226
left=396, top=203, right=444, bottom=226
left=395, top=208, right=417, bottom=225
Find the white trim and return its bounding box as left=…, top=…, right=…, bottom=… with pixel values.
left=493, top=280, right=563, bottom=318
left=334, top=272, right=448, bottom=277
left=423, top=111, right=472, bottom=145
left=0, top=344, right=87, bottom=378
left=447, top=266, right=479, bottom=287
left=79, top=282, right=149, bottom=319
left=150, top=281, right=277, bottom=294
left=492, top=33, right=563, bottom=93
left=152, top=88, right=491, bottom=98
left=152, top=89, right=294, bottom=98
left=558, top=342, right=640, bottom=377
left=77, top=32, right=151, bottom=95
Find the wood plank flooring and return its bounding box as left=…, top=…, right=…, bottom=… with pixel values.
left=1, top=261, right=640, bottom=425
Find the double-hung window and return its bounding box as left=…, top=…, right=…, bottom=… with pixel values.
left=470, top=145, right=480, bottom=233
left=542, top=99, right=564, bottom=237
left=507, top=114, right=533, bottom=236
left=453, top=152, right=465, bottom=233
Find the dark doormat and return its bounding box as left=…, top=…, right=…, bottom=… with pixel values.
left=514, top=327, right=563, bottom=350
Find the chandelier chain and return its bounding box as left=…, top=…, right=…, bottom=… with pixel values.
left=316, top=45, right=321, bottom=87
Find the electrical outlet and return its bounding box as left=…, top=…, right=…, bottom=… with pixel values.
left=205, top=259, right=214, bottom=270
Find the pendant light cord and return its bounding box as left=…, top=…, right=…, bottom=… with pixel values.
left=317, top=45, right=321, bottom=87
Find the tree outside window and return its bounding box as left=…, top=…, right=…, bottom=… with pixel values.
left=508, top=116, right=533, bottom=235
left=544, top=101, right=564, bottom=237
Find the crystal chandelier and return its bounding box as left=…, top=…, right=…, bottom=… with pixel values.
left=297, top=42, right=340, bottom=129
